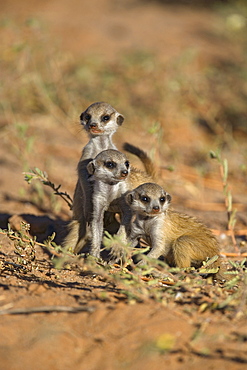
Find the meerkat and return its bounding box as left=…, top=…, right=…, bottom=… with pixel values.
left=125, top=183, right=226, bottom=279
left=73, top=102, right=125, bottom=220
left=77, top=149, right=154, bottom=258
left=85, top=149, right=130, bottom=258
left=63, top=102, right=124, bottom=252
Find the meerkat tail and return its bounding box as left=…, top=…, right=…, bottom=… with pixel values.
left=123, top=142, right=156, bottom=179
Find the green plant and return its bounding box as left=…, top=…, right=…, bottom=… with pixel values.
left=210, top=149, right=238, bottom=250
left=13, top=222, right=36, bottom=271
left=24, top=167, right=73, bottom=210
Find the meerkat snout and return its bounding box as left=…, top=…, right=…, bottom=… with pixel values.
left=120, top=169, right=128, bottom=178
left=152, top=205, right=160, bottom=213
left=88, top=122, right=97, bottom=129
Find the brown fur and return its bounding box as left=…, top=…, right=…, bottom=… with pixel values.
left=123, top=142, right=156, bottom=180
left=125, top=183, right=227, bottom=280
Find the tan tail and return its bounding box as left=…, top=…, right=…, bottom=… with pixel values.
left=123, top=142, right=156, bottom=180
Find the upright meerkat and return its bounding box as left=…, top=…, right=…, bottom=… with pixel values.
left=63, top=102, right=124, bottom=252
left=125, top=183, right=225, bottom=279
left=85, top=149, right=130, bottom=258
left=76, top=149, right=154, bottom=258
left=73, top=102, right=125, bottom=220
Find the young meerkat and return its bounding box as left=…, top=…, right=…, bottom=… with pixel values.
left=63, top=102, right=124, bottom=252
left=73, top=102, right=125, bottom=221
left=79, top=149, right=154, bottom=258
left=125, top=183, right=226, bottom=279
left=85, top=149, right=130, bottom=258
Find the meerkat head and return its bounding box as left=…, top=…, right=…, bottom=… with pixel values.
left=80, top=102, right=124, bottom=136
left=87, top=149, right=130, bottom=185
left=126, top=183, right=171, bottom=217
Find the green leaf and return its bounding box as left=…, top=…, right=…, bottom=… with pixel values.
left=223, top=158, right=228, bottom=183
left=209, top=150, right=217, bottom=159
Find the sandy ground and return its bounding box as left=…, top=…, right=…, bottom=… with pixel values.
left=0, top=1, right=247, bottom=369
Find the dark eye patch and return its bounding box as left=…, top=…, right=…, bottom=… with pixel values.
left=159, top=197, right=166, bottom=203
left=104, top=161, right=116, bottom=169
left=83, top=113, right=91, bottom=121
left=140, top=195, right=150, bottom=203
left=125, top=161, right=130, bottom=169
left=102, top=115, right=110, bottom=122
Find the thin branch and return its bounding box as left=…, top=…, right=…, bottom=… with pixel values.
left=3, top=261, right=27, bottom=270
left=24, top=168, right=73, bottom=210
left=221, top=252, right=247, bottom=258
left=0, top=305, right=95, bottom=315
left=211, top=229, right=247, bottom=236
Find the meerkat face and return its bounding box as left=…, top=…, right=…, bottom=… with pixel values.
left=126, top=183, right=171, bottom=217
left=80, top=102, right=124, bottom=136
left=87, top=149, right=130, bottom=185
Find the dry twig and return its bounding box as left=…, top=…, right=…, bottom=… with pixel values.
left=0, top=305, right=95, bottom=315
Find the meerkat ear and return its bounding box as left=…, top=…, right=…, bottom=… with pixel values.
left=166, top=193, right=172, bottom=203
left=125, top=191, right=134, bottom=205
left=79, top=113, right=86, bottom=126
left=117, top=114, right=124, bottom=126
left=87, top=161, right=95, bottom=174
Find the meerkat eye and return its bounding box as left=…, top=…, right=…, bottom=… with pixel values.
left=159, top=197, right=166, bottom=203
left=84, top=113, right=91, bottom=121
left=102, top=115, right=110, bottom=122
left=125, top=161, right=130, bottom=169
left=105, top=161, right=116, bottom=169
left=140, top=195, right=150, bottom=203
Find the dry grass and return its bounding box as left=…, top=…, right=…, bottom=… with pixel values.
left=0, top=1, right=247, bottom=318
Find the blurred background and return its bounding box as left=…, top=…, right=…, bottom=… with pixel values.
left=0, top=0, right=247, bottom=245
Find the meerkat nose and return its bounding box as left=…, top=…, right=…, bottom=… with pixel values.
left=152, top=206, right=160, bottom=212
left=89, top=122, right=97, bottom=128
left=121, top=170, right=128, bottom=177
